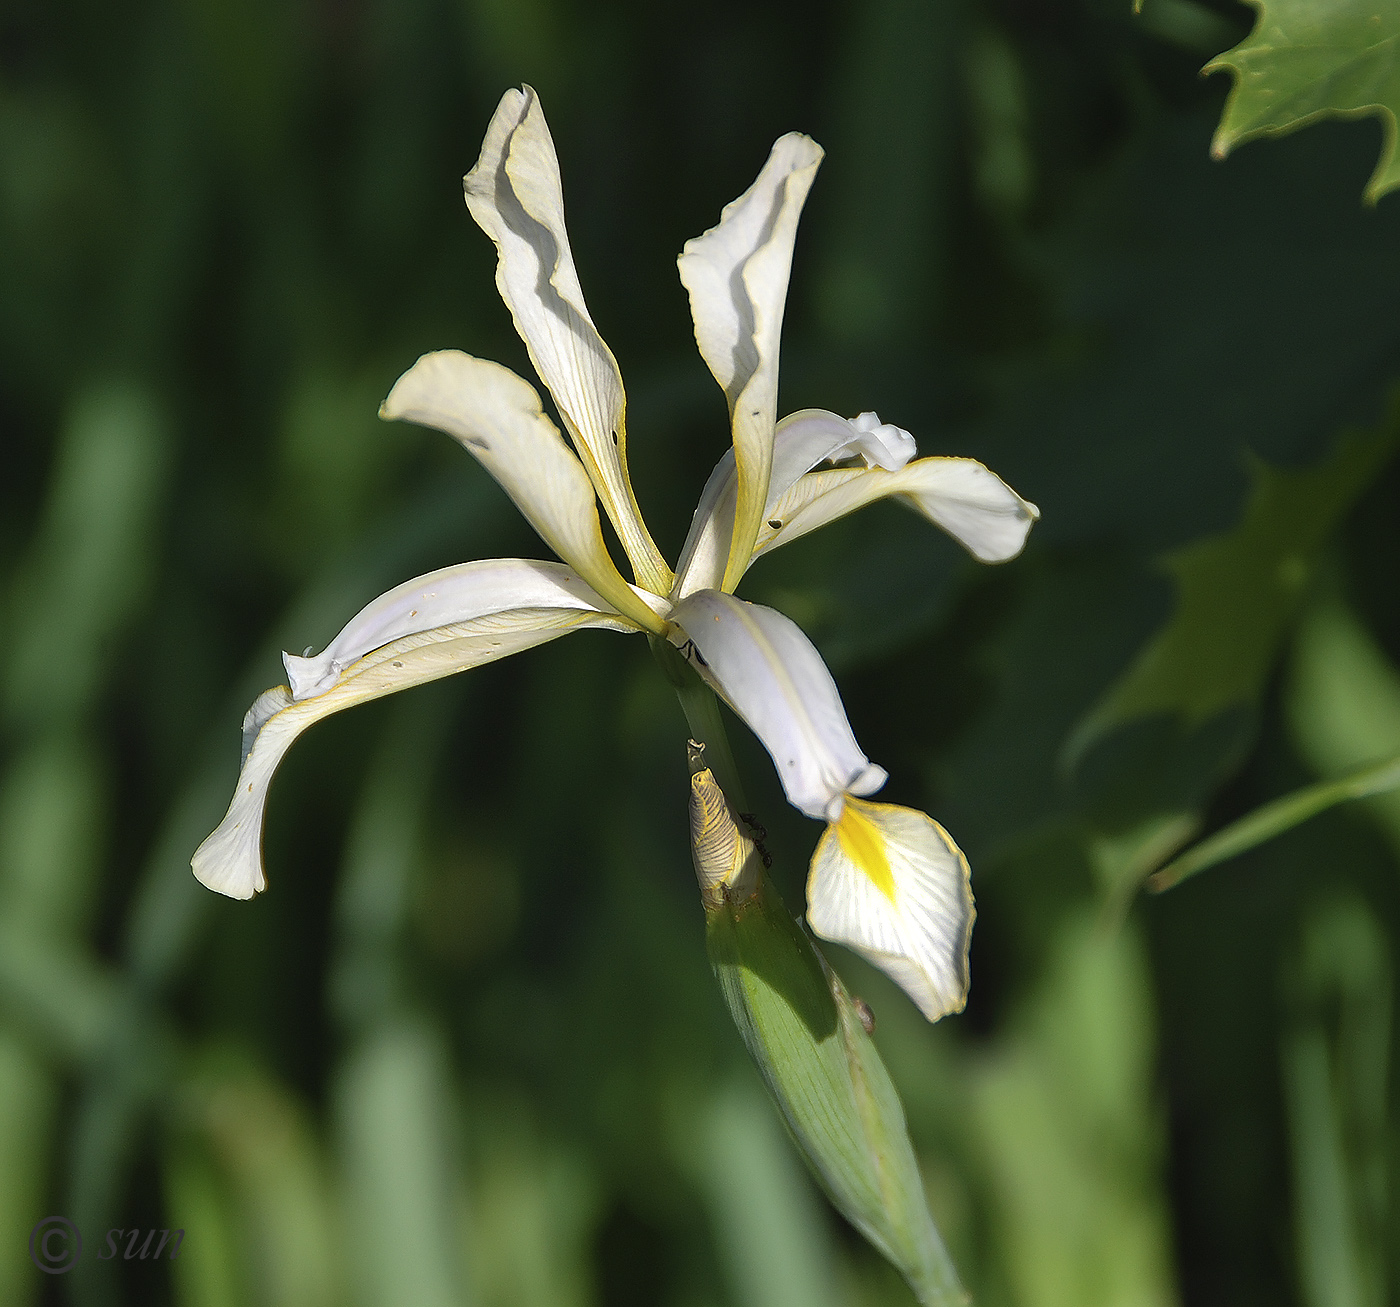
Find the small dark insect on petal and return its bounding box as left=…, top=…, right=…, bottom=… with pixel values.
left=767, top=519, right=782, bottom=530
left=853, top=997, right=876, bottom=1035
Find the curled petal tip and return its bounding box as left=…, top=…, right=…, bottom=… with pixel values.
left=849, top=413, right=916, bottom=470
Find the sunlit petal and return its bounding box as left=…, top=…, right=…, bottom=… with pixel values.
left=678, top=134, right=824, bottom=592
left=381, top=350, right=666, bottom=634
left=283, top=558, right=632, bottom=699
left=672, top=408, right=919, bottom=598
left=669, top=588, right=885, bottom=821
left=755, top=456, right=1039, bottom=567
left=464, top=86, right=670, bottom=594
left=193, top=600, right=642, bottom=900
left=807, top=797, right=973, bottom=1022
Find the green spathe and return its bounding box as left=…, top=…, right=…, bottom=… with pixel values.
left=706, top=874, right=966, bottom=1307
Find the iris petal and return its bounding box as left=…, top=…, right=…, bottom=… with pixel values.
left=670, top=588, right=885, bottom=821
left=678, top=134, right=824, bottom=592
left=193, top=567, right=642, bottom=900
left=807, top=797, right=974, bottom=1022
left=381, top=351, right=666, bottom=634
left=463, top=87, right=670, bottom=595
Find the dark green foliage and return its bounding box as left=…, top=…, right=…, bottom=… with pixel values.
left=3, top=0, right=1400, bottom=1303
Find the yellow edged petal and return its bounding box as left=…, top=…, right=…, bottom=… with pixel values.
left=464, top=86, right=671, bottom=594
left=380, top=350, right=667, bottom=635
left=807, top=797, right=974, bottom=1022
left=193, top=605, right=639, bottom=900
left=755, top=456, right=1039, bottom=570
left=678, top=133, right=824, bottom=593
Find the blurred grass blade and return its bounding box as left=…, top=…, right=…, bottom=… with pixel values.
left=165, top=1140, right=244, bottom=1307
left=465, top=1099, right=598, bottom=1307
left=1148, top=752, right=1400, bottom=892
left=334, top=1016, right=468, bottom=1307
left=3, top=382, right=170, bottom=729
left=707, top=873, right=966, bottom=1306
left=0, top=1035, right=55, bottom=1307
left=176, top=1052, right=344, bottom=1307
left=1282, top=1031, right=1374, bottom=1307
left=688, top=1074, right=841, bottom=1307
left=1281, top=897, right=1390, bottom=1307
left=968, top=912, right=1178, bottom=1307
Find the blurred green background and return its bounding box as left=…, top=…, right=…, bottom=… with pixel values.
left=3, top=0, right=1400, bottom=1303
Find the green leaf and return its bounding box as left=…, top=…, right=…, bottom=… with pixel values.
left=1147, top=750, right=1400, bottom=891
left=1067, top=419, right=1398, bottom=767
left=1205, top=0, right=1400, bottom=204
left=1287, top=589, right=1400, bottom=858
left=707, top=874, right=967, bottom=1307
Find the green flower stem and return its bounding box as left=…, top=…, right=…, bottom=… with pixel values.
left=1149, top=751, right=1400, bottom=892
left=649, top=634, right=749, bottom=811
left=651, top=636, right=967, bottom=1307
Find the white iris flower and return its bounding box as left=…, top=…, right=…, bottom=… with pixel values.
left=192, top=86, right=1038, bottom=1023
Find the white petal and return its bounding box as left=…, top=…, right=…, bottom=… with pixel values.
left=464, top=86, right=670, bottom=595
left=678, top=133, right=823, bottom=591
left=193, top=600, right=641, bottom=900
left=669, top=589, right=885, bottom=821
left=754, top=456, right=1039, bottom=567
left=848, top=412, right=916, bottom=470
left=283, top=558, right=627, bottom=699
left=672, top=408, right=919, bottom=598
left=806, top=798, right=973, bottom=1022
left=380, top=350, right=666, bottom=634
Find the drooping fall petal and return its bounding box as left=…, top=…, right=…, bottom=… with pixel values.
left=283, top=558, right=638, bottom=699
left=464, top=86, right=671, bottom=594
left=193, top=574, right=641, bottom=900
left=669, top=588, right=885, bottom=822
left=807, top=797, right=974, bottom=1022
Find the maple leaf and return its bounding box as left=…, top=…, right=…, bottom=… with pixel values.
left=1066, top=414, right=1399, bottom=768
left=1205, top=0, right=1400, bottom=203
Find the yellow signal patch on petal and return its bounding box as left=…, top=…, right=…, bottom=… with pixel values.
left=807, top=799, right=974, bottom=1022
left=833, top=798, right=896, bottom=903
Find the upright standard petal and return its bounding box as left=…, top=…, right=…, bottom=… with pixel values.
left=806, top=797, right=974, bottom=1022
left=464, top=86, right=671, bottom=595
left=672, top=408, right=919, bottom=598
left=678, top=133, right=824, bottom=593
left=381, top=350, right=666, bottom=634
left=754, top=457, right=1039, bottom=567
left=193, top=589, right=642, bottom=900
left=669, top=589, right=885, bottom=822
